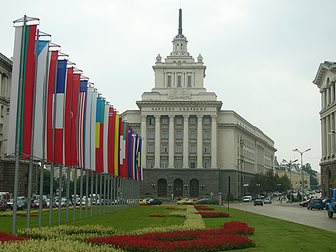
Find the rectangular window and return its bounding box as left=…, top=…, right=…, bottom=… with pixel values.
left=147, top=159, right=154, bottom=168
left=190, top=160, right=196, bottom=168
left=177, top=76, right=182, bottom=87
left=147, top=143, right=154, bottom=153
left=175, top=158, right=182, bottom=168
left=203, top=117, right=211, bottom=124
left=167, top=75, right=171, bottom=87
left=187, top=76, right=192, bottom=87
left=190, top=130, right=196, bottom=140
left=204, top=144, right=210, bottom=153
left=190, top=143, right=196, bottom=153
left=161, top=117, right=168, bottom=124
left=175, top=117, right=183, bottom=125
left=176, top=130, right=183, bottom=140
left=161, top=130, right=168, bottom=139
left=148, top=130, right=155, bottom=139
left=0, top=106, right=3, bottom=117
left=175, top=143, right=182, bottom=153
left=203, top=131, right=211, bottom=140
left=160, top=144, right=168, bottom=153
left=203, top=158, right=210, bottom=168
left=190, top=117, right=196, bottom=124
left=161, top=159, right=168, bottom=169
left=148, top=117, right=155, bottom=125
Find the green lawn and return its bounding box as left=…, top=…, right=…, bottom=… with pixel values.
left=1, top=204, right=335, bottom=251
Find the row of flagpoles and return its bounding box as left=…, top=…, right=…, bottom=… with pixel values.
left=8, top=16, right=143, bottom=234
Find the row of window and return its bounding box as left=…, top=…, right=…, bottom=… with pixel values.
left=147, top=143, right=211, bottom=154
left=148, top=116, right=212, bottom=125
left=147, top=130, right=211, bottom=140
left=166, top=74, right=192, bottom=88
left=146, top=158, right=211, bottom=169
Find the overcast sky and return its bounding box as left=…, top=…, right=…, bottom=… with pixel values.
left=1, top=0, right=335, bottom=172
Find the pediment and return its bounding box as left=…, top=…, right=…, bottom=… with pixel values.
left=313, top=61, right=336, bottom=89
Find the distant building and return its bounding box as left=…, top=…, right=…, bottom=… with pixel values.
left=0, top=52, right=39, bottom=196
left=122, top=9, right=276, bottom=199
left=313, top=61, right=336, bottom=196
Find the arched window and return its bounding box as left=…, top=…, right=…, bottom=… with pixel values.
left=157, top=179, right=167, bottom=197
left=190, top=179, right=199, bottom=198
left=174, top=179, right=183, bottom=198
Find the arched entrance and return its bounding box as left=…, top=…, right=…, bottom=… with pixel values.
left=157, top=179, right=167, bottom=197
left=173, top=179, right=183, bottom=198
left=189, top=179, right=199, bottom=198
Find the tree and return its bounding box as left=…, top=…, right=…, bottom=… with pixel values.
left=42, top=169, right=59, bottom=195
left=302, top=163, right=319, bottom=189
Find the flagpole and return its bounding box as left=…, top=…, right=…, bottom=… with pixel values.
left=85, top=169, right=89, bottom=217
left=79, top=167, right=83, bottom=219
left=49, top=163, right=54, bottom=225
left=73, top=166, right=77, bottom=221
left=65, top=166, right=70, bottom=222
left=12, top=15, right=27, bottom=235
left=58, top=165, right=62, bottom=224
left=90, top=171, right=93, bottom=217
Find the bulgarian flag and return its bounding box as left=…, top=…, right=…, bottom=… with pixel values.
left=8, top=23, right=37, bottom=158
left=46, top=50, right=58, bottom=163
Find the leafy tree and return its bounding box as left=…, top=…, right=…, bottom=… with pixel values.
left=302, top=163, right=319, bottom=189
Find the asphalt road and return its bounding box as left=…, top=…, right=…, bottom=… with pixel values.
left=229, top=201, right=336, bottom=233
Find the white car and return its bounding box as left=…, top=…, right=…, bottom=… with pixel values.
left=242, top=196, right=253, bottom=202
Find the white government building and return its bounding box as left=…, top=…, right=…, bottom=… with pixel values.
left=313, top=61, right=336, bottom=196
left=122, top=9, right=276, bottom=199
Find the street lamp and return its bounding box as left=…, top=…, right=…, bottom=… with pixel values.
left=293, top=148, right=311, bottom=200
left=282, top=159, right=298, bottom=202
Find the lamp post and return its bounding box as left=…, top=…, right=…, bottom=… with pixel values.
left=282, top=159, right=298, bottom=202
left=293, top=148, right=311, bottom=200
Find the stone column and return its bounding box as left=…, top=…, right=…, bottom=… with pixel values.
left=211, top=115, right=217, bottom=168
left=154, top=115, right=161, bottom=168
left=327, top=87, right=330, bottom=106
left=321, top=90, right=325, bottom=109
left=0, top=73, right=2, bottom=97
left=197, top=115, right=203, bottom=168
left=141, top=115, right=147, bottom=168
left=321, top=117, right=326, bottom=158
left=332, top=84, right=335, bottom=104
left=168, top=115, right=175, bottom=168
left=327, top=115, right=330, bottom=157
left=332, top=113, right=335, bottom=157
left=182, top=115, right=189, bottom=168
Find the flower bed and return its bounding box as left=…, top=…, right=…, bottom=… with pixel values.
left=165, top=206, right=177, bottom=210
left=0, top=232, right=28, bottom=243
left=197, top=212, right=229, bottom=218
left=86, top=227, right=255, bottom=251
left=194, top=205, right=214, bottom=211
left=149, top=213, right=166, bottom=217
left=222, top=221, right=255, bottom=235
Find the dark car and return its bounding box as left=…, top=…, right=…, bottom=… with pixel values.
left=0, top=200, right=9, bottom=211
left=254, top=198, right=263, bottom=206
left=307, top=198, right=323, bottom=210
left=147, top=198, right=162, bottom=205
left=299, top=199, right=310, bottom=207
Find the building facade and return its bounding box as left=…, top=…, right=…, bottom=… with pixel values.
left=313, top=61, right=336, bottom=196
left=122, top=9, right=276, bottom=199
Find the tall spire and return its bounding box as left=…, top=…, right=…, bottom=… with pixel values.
left=178, top=8, right=183, bottom=35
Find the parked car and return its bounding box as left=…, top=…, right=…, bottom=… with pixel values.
left=242, top=196, right=252, bottom=202
left=147, top=198, right=162, bottom=205
left=0, top=200, right=9, bottom=211
left=322, top=198, right=330, bottom=210
left=177, top=198, right=189, bottom=205
left=299, top=199, right=310, bottom=207
left=263, top=197, right=272, bottom=204
left=307, top=198, right=323, bottom=210
left=254, top=198, right=263, bottom=206
left=139, top=199, right=148, bottom=205
left=186, top=198, right=198, bottom=205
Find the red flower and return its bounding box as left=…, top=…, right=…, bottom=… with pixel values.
left=222, top=221, right=255, bottom=235
left=194, top=205, right=214, bottom=211
left=86, top=226, right=256, bottom=251
left=0, top=232, right=28, bottom=243
left=197, top=212, right=229, bottom=218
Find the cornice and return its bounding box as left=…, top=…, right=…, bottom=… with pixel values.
left=136, top=100, right=223, bottom=110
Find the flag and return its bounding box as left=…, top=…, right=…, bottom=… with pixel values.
left=103, top=103, right=109, bottom=174
left=46, top=50, right=58, bottom=163
left=33, top=40, right=49, bottom=160
left=70, top=73, right=80, bottom=166
left=78, top=80, right=87, bottom=168
left=138, top=138, right=143, bottom=181
left=95, top=97, right=105, bottom=173
left=114, top=113, right=120, bottom=176
left=64, top=67, right=74, bottom=166
left=127, top=127, right=133, bottom=179
left=8, top=24, right=37, bottom=158
left=54, top=59, right=67, bottom=165
left=119, top=120, right=127, bottom=177
left=86, top=87, right=98, bottom=171
left=107, top=107, right=115, bottom=174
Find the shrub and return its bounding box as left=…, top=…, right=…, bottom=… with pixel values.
left=222, top=221, right=255, bottom=235
left=0, top=232, right=28, bottom=244
left=194, top=205, right=214, bottom=211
